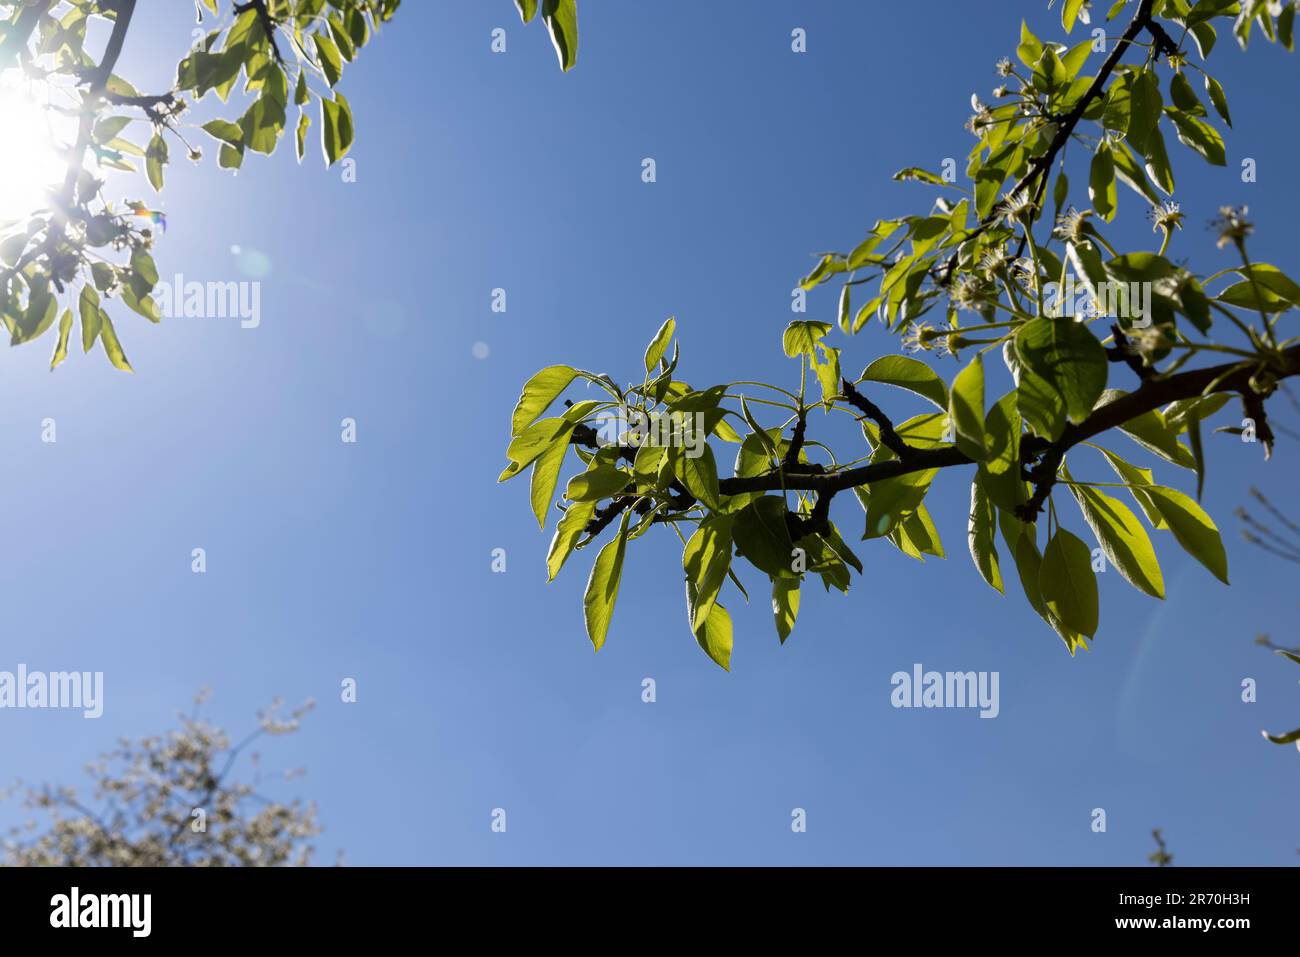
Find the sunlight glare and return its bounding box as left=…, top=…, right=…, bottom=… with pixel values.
left=0, top=77, right=63, bottom=225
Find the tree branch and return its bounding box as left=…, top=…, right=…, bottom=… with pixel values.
left=943, top=0, right=1159, bottom=282
left=839, top=377, right=916, bottom=459
left=715, top=344, right=1300, bottom=501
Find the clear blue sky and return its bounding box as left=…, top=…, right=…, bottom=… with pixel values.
left=1, top=0, right=1297, bottom=865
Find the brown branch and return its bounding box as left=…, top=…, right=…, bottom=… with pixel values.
left=839, top=377, right=916, bottom=459
left=233, top=0, right=284, bottom=65
left=51, top=0, right=138, bottom=241
left=1241, top=391, right=1275, bottom=459
left=943, top=0, right=1160, bottom=283
left=1106, top=323, right=1152, bottom=381
left=782, top=409, right=808, bottom=469
left=716, top=344, right=1300, bottom=502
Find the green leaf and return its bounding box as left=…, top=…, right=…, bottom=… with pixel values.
left=643, top=316, right=675, bottom=374
left=1111, top=140, right=1160, bottom=208
left=1204, top=74, right=1231, bottom=126
left=1127, top=69, right=1162, bottom=154
left=811, top=341, right=841, bottom=410
left=200, top=119, right=243, bottom=146
left=1040, top=527, right=1100, bottom=638
left=892, top=166, right=947, bottom=186
left=501, top=416, right=574, bottom=479
left=1144, top=486, right=1229, bottom=584
left=981, top=392, right=1027, bottom=512
left=1089, top=141, right=1117, bottom=221
left=542, top=0, right=578, bottom=71
left=1062, top=0, right=1086, bottom=33
left=1167, top=110, right=1226, bottom=165
left=1016, top=20, right=1044, bottom=69
left=1014, top=317, right=1109, bottom=424
left=79, top=284, right=102, bottom=353
left=319, top=91, right=354, bottom=166
left=1012, top=528, right=1050, bottom=619
left=733, top=496, right=797, bottom=579
left=968, top=475, right=1004, bottom=593
left=98, top=312, right=133, bottom=372
left=738, top=400, right=779, bottom=464
left=218, top=142, right=244, bottom=169
left=546, top=499, right=596, bottom=581
left=314, top=32, right=343, bottom=86
left=50, top=308, right=74, bottom=370
left=529, top=438, right=567, bottom=529
left=772, top=578, right=800, bottom=644
left=864, top=468, right=938, bottom=540
left=583, top=509, right=631, bottom=651
left=1216, top=280, right=1292, bottom=313
left=690, top=598, right=733, bottom=671
left=890, top=505, right=945, bottom=561
left=679, top=443, right=722, bottom=511
left=512, top=365, right=577, bottom=435
left=1190, top=20, right=1218, bottom=58
left=1098, top=447, right=1167, bottom=529
left=1230, top=263, right=1300, bottom=307
left=1068, top=475, right=1165, bottom=598
left=782, top=319, right=831, bottom=358
left=1004, top=340, right=1067, bottom=441
left=949, top=353, right=987, bottom=462
left=1144, top=126, right=1176, bottom=194
left=565, top=463, right=631, bottom=502
left=1034, top=46, right=1069, bottom=93
left=145, top=133, right=168, bottom=192
left=515, top=0, right=539, bottom=23
left=295, top=112, right=311, bottom=162
left=859, top=354, right=949, bottom=409
left=684, top=516, right=734, bottom=632
left=238, top=92, right=287, bottom=155
left=1169, top=71, right=1205, bottom=115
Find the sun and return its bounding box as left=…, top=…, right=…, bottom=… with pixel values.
left=0, top=76, right=64, bottom=226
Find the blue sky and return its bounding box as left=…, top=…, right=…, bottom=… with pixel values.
left=1, top=0, right=1297, bottom=865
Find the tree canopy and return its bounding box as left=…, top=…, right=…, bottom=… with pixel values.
left=502, top=0, right=1300, bottom=669
left=2, top=693, right=320, bottom=866
left=0, top=0, right=577, bottom=370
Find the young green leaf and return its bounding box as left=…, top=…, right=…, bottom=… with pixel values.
left=690, top=597, right=733, bottom=671
left=643, top=316, right=675, bottom=374
left=1040, top=528, right=1099, bottom=638
left=1144, top=486, right=1229, bottom=584
left=583, top=510, right=632, bottom=651
left=859, top=354, right=949, bottom=409
left=1089, top=141, right=1117, bottom=221
left=968, top=475, right=1004, bottom=593
left=1068, top=478, right=1165, bottom=598
left=546, top=500, right=596, bottom=582
left=772, top=578, right=800, bottom=643
left=1015, top=317, right=1108, bottom=424
left=949, top=354, right=987, bottom=462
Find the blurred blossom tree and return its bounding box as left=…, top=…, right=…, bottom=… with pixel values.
left=2, top=693, right=323, bottom=866
left=0, top=0, right=577, bottom=369
left=503, top=0, right=1300, bottom=670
